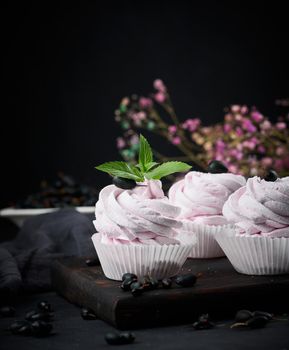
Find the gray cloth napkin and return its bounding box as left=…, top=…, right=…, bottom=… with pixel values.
left=0, top=208, right=96, bottom=295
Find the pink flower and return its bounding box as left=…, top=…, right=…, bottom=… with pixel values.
left=116, top=137, right=126, bottom=149
left=215, top=139, right=225, bottom=152
left=236, top=127, right=243, bottom=136
left=276, top=122, right=287, bottom=130
left=258, top=145, right=266, bottom=153
left=242, top=140, right=255, bottom=150
left=171, top=136, right=181, bottom=145
left=182, top=118, right=200, bottom=132
left=283, top=156, right=289, bottom=168
left=261, top=157, right=273, bottom=167
left=154, top=92, right=166, bottom=103
left=130, top=134, right=139, bottom=145
left=249, top=137, right=259, bottom=146
left=168, top=125, right=177, bottom=134
left=231, top=105, right=241, bottom=113
left=242, top=118, right=257, bottom=133
left=225, top=113, right=233, bottom=122
left=240, top=105, right=249, bottom=114
left=229, top=149, right=243, bottom=160
left=276, top=147, right=285, bottom=156
left=274, top=159, right=284, bottom=171
left=228, top=164, right=238, bottom=173
left=250, top=168, right=258, bottom=176
left=251, top=111, right=264, bottom=122
left=235, top=114, right=243, bottom=122
left=153, top=79, right=167, bottom=92
left=121, top=97, right=130, bottom=106
left=260, top=120, right=271, bottom=130
left=215, top=154, right=224, bottom=161
left=224, top=124, right=232, bottom=132
left=139, top=97, right=153, bottom=109
left=131, top=112, right=146, bottom=126
left=202, top=127, right=211, bottom=135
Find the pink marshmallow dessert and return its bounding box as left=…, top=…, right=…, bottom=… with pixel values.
left=169, top=170, right=246, bottom=258
left=92, top=135, right=195, bottom=280
left=92, top=180, right=195, bottom=280
left=215, top=175, right=289, bottom=275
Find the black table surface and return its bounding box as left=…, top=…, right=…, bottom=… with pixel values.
left=1, top=292, right=289, bottom=350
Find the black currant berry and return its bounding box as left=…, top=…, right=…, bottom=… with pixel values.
left=81, top=307, right=98, bottom=320
left=113, top=177, right=136, bottom=190
left=235, top=310, right=253, bottom=322
left=161, top=278, right=172, bottom=289
left=264, top=169, right=278, bottom=182
left=175, top=274, right=197, bottom=287
left=208, top=160, right=228, bottom=174
left=122, top=273, right=137, bottom=282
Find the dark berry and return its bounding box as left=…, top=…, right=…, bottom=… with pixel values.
left=140, top=276, right=159, bottom=291
left=122, top=273, right=138, bottom=282
left=9, top=320, right=28, bottom=334
left=120, top=277, right=137, bottom=291
left=198, top=314, right=210, bottom=323
left=208, top=160, right=228, bottom=174
left=25, top=310, right=53, bottom=322
left=193, top=321, right=214, bottom=330
left=31, top=320, right=53, bottom=337
left=105, top=332, right=122, bottom=345
left=130, top=281, right=142, bottom=289
left=175, top=273, right=197, bottom=287
left=130, top=282, right=143, bottom=296
left=264, top=169, right=278, bottom=182
left=140, top=276, right=151, bottom=290
left=81, top=307, right=98, bottom=320
left=131, top=288, right=143, bottom=297
left=0, top=306, right=16, bottom=317
left=235, top=310, right=253, bottom=322
left=113, top=177, right=136, bottom=190
left=193, top=315, right=214, bottom=330
left=85, top=258, right=99, bottom=267
left=148, top=277, right=159, bottom=290
left=246, top=316, right=269, bottom=329
left=9, top=320, right=33, bottom=335
left=105, top=332, right=135, bottom=345
left=37, top=301, right=53, bottom=313
left=119, top=332, right=135, bottom=344
left=253, top=311, right=273, bottom=320
left=162, top=278, right=172, bottom=289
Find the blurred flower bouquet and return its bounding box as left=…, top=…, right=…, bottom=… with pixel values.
left=114, top=80, right=289, bottom=180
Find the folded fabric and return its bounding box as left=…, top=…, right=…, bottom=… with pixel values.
left=0, top=208, right=96, bottom=294
left=0, top=247, right=22, bottom=296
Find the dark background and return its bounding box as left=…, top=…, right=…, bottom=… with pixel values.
left=1, top=1, right=288, bottom=208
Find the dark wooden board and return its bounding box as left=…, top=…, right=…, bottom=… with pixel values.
left=51, top=257, right=289, bottom=329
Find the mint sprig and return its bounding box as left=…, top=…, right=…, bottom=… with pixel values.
left=95, top=134, right=191, bottom=181
left=95, top=161, right=144, bottom=182
left=138, top=134, right=153, bottom=172
left=144, top=161, right=191, bottom=180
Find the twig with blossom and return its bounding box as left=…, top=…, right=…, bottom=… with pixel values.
left=114, top=79, right=289, bottom=181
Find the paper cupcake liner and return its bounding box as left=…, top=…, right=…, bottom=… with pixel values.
left=215, top=229, right=289, bottom=275
left=91, top=234, right=194, bottom=281
left=178, top=221, right=229, bottom=258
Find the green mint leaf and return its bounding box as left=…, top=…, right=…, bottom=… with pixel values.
left=145, top=161, right=191, bottom=180
left=95, top=162, right=144, bottom=181
left=127, top=163, right=143, bottom=179
left=138, top=134, right=153, bottom=172
left=145, top=162, right=159, bottom=171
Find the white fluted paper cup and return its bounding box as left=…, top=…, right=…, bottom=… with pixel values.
left=215, top=228, right=289, bottom=275
left=178, top=221, right=230, bottom=258
left=91, top=233, right=194, bottom=281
